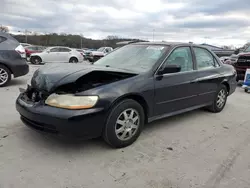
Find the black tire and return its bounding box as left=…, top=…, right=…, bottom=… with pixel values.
left=207, top=85, right=228, bottom=113
left=244, top=88, right=248, bottom=93
left=0, top=64, right=11, bottom=87
left=69, top=57, right=78, bottom=63
left=103, top=99, right=145, bottom=148
left=30, top=56, right=42, bottom=65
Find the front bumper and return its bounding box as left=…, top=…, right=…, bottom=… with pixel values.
left=16, top=94, right=107, bottom=139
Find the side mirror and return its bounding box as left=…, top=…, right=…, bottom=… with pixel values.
left=47, top=50, right=50, bottom=53
left=157, top=65, right=181, bottom=75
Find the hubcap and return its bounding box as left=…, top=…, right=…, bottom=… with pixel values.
left=115, top=108, right=140, bottom=141
left=0, top=68, right=8, bottom=85
left=216, top=89, right=226, bottom=108
left=34, top=58, right=40, bottom=64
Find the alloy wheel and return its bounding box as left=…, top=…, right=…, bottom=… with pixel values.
left=0, top=68, right=9, bottom=86
left=115, top=108, right=140, bottom=141
left=216, top=89, right=226, bottom=108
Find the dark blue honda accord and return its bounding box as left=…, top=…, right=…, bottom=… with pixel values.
left=16, top=42, right=237, bottom=148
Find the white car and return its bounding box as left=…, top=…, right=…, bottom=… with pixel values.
left=30, top=46, right=84, bottom=64
left=86, top=47, right=113, bottom=62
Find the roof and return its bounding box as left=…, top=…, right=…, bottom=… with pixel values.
left=131, top=41, right=206, bottom=47
left=200, top=43, right=223, bottom=50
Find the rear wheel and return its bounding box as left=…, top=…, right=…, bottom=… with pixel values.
left=103, top=99, right=145, bottom=148
left=69, top=57, right=78, bottom=63
left=207, top=85, right=228, bottom=113
left=0, top=65, right=11, bottom=87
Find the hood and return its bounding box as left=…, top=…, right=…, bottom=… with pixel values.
left=31, top=63, right=137, bottom=92
left=238, top=52, right=250, bottom=56
left=31, top=52, right=43, bottom=56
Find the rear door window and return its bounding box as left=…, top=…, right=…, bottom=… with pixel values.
left=193, top=47, right=219, bottom=70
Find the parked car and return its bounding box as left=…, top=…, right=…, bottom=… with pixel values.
left=30, top=46, right=84, bottom=64
left=16, top=42, right=236, bottom=148
left=75, top=49, right=86, bottom=59
left=25, top=45, right=46, bottom=59
left=219, top=56, right=230, bottom=63
left=20, top=43, right=32, bottom=47
left=224, top=45, right=250, bottom=81
left=0, top=32, right=29, bottom=87
left=85, top=47, right=113, bottom=62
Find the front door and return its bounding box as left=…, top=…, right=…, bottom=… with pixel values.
left=154, top=46, right=200, bottom=116
left=43, top=47, right=60, bottom=63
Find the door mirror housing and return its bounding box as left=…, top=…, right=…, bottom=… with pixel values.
left=157, top=65, right=181, bottom=75
left=47, top=50, right=50, bottom=53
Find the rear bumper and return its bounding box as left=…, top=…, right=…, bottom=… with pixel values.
left=16, top=94, right=107, bottom=139
left=10, top=59, right=29, bottom=77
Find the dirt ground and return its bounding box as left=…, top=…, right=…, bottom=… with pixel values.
left=0, top=64, right=250, bottom=188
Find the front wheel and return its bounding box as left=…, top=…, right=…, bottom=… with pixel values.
left=30, top=56, right=42, bottom=65
left=103, top=99, right=145, bottom=148
left=207, top=85, right=228, bottom=113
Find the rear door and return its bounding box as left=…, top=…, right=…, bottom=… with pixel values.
left=192, top=47, right=222, bottom=104
left=154, top=46, right=201, bottom=116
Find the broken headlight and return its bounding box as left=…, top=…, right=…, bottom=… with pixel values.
left=45, top=94, right=98, bottom=109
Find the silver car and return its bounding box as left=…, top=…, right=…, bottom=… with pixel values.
left=30, top=46, right=84, bottom=64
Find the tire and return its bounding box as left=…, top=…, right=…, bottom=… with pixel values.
left=103, top=99, right=145, bottom=148
left=69, top=57, right=78, bottom=63
left=0, top=64, right=11, bottom=87
left=245, top=88, right=249, bottom=93
left=30, top=56, right=42, bottom=65
left=207, top=85, right=228, bottom=113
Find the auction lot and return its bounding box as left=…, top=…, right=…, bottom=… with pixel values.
left=0, top=64, right=250, bottom=188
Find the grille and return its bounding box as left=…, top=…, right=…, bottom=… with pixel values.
left=21, top=116, right=58, bottom=134
left=236, top=56, right=250, bottom=66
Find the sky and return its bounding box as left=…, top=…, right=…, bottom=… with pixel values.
left=1, top=0, right=250, bottom=47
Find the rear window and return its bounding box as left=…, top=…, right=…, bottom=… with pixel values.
left=0, top=36, right=7, bottom=43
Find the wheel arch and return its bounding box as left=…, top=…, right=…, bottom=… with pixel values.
left=0, top=62, right=13, bottom=74
left=221, top=80, right=230, bottom=94
left=109, top=93, right=149, bottom=123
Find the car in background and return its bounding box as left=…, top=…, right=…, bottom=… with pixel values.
left=85, top=47, right=113, bottom=63
left=16, top=42, right=236, bottom=148
left=0, top=32, right=29, bottom=86
left=25, top=45, right=46, bottom=59
left=30, top=46, right=84, bottom=64
left=75, top=49, right=86, bottom=59
left=20, top=43, right=32, bottom=48
left=224, top=45, right=250, bottom=81
left=219, top=56, right=230, bottom=63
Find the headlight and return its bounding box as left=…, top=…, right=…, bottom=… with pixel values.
left=45, top=94, right=98, bottom=109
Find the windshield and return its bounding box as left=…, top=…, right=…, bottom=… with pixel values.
left=244, top=46, right=250, bottom=52
left=97, top=47, right=105, bottom=52
left=94, top=44, right=168, bottom=73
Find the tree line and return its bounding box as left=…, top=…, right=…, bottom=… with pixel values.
left=12, top=33, right=146, bottom=49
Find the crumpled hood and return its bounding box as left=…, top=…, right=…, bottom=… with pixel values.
left=31, top=63, right=137, bottom=92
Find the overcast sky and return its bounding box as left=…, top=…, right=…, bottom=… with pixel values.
left=1, top=0, right=250, bottom=46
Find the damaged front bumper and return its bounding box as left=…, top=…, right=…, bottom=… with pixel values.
left=16, top=93, right=107, bottom=139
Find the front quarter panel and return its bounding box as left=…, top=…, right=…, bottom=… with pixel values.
left=76, top=74, right=155, bottom=117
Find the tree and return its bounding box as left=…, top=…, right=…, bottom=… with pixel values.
left=0, top=25, right=9, bottom=33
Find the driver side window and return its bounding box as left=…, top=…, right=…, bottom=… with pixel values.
left=164, top=47, right=194, bottom=72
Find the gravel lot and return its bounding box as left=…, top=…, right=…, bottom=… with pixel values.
left=0, top=64, right=250, bottom=188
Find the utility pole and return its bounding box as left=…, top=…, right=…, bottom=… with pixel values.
left=80, top=34, right=83, bottom=49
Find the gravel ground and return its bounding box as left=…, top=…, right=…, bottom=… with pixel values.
left=0, top=64, right=250, bottom=188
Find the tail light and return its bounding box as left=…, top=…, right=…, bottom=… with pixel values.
left=15, top=44, right=26, bottom=58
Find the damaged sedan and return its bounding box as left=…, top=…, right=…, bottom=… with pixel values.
left=16, top=42, right=237, bottom=148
